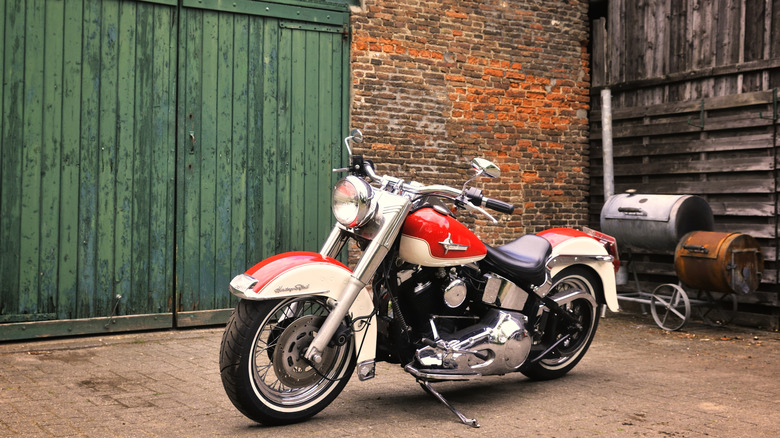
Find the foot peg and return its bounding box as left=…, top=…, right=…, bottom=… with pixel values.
left=418, top=380, right=480, bottom=428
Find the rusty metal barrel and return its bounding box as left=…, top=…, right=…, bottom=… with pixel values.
left=674, top=231, right=764, bottom=294
left=600, top=193, right=714, bottom=253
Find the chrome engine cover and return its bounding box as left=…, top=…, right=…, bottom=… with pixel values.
left=415, top=308, right=532, bottom=376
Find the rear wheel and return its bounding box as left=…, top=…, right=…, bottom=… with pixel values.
left=220, top=297, right=356, bottom=425
left=521, top=267, right=600, bottom=381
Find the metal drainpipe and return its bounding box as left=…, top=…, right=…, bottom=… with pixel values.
left=601, top=87, right=614, bottom=200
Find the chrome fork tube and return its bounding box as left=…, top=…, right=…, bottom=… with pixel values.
left=306, top=192, right=411, bottom=364
left=320, top=226, right=349, bottom=259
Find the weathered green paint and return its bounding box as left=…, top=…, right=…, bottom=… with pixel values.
left=1, top=0, right=178, bottom=339
left=0, top=0, right=350, bottom=340
left=175, top=5, right=349, bottom=315
left=183, top=0, right=351, bottom=23
left=0, top=313, right=173, bottom=342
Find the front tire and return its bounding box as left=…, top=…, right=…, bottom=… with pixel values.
left=521, top=267, right=600, bottom=381
left=220, top=297, right=356, bottom=425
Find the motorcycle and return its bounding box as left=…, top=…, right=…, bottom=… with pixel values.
left=219, top=129, right=620, bottom=428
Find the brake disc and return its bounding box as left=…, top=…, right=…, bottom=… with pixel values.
left=272, top=315, right=337, bottom=388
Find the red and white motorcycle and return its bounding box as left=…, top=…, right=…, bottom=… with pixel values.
left=220, top=130, right=619, bottom=427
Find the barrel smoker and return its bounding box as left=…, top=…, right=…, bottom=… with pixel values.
left=601, top=193, right=764, bottom=330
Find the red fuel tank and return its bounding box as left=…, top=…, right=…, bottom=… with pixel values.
left=399, top=207, right=487, bottom=267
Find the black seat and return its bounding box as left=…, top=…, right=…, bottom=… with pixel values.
left=483, top=234, right=552, bottom=287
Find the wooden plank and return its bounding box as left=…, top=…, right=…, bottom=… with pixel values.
left=175, top=309, right=232, bottom=327
left=608, top=0, right=625, bottom=85
left=614, top=178, right=774, bottom=194
left=707, top=200, right=776, bottom=217
left=600, top=133, right=774, bottom=158
left=289, top=28, right=306, bottom=251
left=1, top=0, right=25, bottom=317
left=40, top=0, right=65, bottom=317
left=198, top=10, right=219, bottom=310
left=214, top=12, right=235, bottom=310
left=592, top=18, right=607, bottom=87
left=744, top=0, right=767, bottom=62
left=150, top=2, right=177, bottom=314
left=178, top=7, right=204, bottom=313
left=96, top=1, right=120, bottom=317
left=245, top=16, right=264, bottom=264
left=115, top=0, right=136, bottom=314
left=318, top=32, right=336, bottom=245
left=277, top=25, right=293, bottom=252
left=0, top=314, right=173, bottom=342
left=261, top=17, right=280, bottom=257
left=303, top=30, right=320, bottom=251
left=592, top=115, right=775, bottom=140
left=78, top=0, right=102, bottom=319
left=592, top=58, right=780, bottom=94
left=132, top=0, right=153, bottom=317
left=59, top=0, right=83, bottom=319
left=592, top=89, right=775, bottom=120
left=610, top=155, right=774, bottom=176
left=19, top=0, right=45, bottom=316
left=230, top=13, right=249, bottom=287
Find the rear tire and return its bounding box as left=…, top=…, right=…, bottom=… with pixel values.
left=521, top=267, right=600, bottom=381
left=219, top=297, right=356, bottom=425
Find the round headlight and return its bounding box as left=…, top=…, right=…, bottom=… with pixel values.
left=332, top=176, right=375, bottom=228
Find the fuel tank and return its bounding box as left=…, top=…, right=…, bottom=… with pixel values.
left=399, top=207, right=487, bottom=267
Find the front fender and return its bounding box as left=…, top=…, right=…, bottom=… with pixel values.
left=229, top=251, right=376, bottom=363
left=543, top=235, right=619, bottom=312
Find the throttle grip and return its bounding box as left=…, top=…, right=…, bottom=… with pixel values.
left=485, top=198, right=515, bottom=214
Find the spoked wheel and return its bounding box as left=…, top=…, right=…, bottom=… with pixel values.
left=522, top=267, right=600, bottom=381
left=650, top=283, right=690, bottom=331
left=220, top=297, right=356, bottom=425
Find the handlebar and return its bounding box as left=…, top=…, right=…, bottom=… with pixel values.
left=360, top=160, right=514, bottom=219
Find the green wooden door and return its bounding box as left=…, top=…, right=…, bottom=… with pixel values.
left=0, top=0, right=350, bottom=340
left=0, top=0, right=178, bottom=339
left=175, top=1, right=350, bottom=324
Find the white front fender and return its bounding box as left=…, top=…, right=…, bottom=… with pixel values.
left=229, top=251, right=377, bottom=364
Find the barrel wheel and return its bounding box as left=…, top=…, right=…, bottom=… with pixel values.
left=649, top=283, right=690, bottom=331
left=693, top=290, right=738, bottom=327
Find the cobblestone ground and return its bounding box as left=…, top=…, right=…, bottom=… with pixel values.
left=1, top=312, right=778, bottom=437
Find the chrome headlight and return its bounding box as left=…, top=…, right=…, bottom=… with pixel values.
left=332, top=175, right=376, bottom=228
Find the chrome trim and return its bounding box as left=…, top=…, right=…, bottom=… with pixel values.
left=229, top=274, right=258, bottom=298
left=546, top=254, right=613, bottom=270
left=439, top=233, right=469, bottom=254
left=404, top=364, right=480, bottom=381
left=357, top=360, right=376, bottom=381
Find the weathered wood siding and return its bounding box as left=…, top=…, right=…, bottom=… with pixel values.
left=0, top=0, right=178, bottom=328
left=0, top=0, right=352, bottom=339
left=590, top=0, right=780, bottom=328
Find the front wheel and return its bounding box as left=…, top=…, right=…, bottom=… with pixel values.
left=521, top=267, right=600, bottom=381
left=219, top=297, right=356, bottom=425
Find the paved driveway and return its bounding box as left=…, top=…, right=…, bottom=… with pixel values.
left=1, top=312, right=778, bottom=437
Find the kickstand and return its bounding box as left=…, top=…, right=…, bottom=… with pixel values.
left=418, top=380, right=480, bottom=428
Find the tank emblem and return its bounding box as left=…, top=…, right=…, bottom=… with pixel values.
left=439, top=233, right=469, bottom=254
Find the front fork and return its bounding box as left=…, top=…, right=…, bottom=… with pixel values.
left=305, top=192, right=411, bottom=364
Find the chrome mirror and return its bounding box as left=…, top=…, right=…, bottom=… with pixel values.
left=350, top=128, right=363, bottom=144
left=471, top=158, right=501, bottom=179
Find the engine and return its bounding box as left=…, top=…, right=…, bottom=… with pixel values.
left=374, top=262, right=533, bottom=376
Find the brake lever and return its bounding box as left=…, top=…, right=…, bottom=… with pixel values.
left=463, top=202, right=497, bottom=224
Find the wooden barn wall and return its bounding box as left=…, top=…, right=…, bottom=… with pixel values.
left=589, top=0, right=780, bottom=329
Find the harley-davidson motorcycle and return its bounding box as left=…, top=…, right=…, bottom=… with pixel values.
left=220, top=129, right=620, bottom=428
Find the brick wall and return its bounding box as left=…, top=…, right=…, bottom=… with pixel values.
left=349, top=0, right=591, bottom=244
